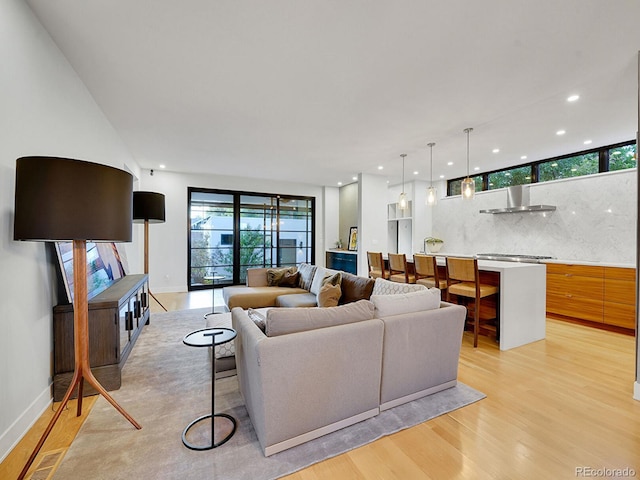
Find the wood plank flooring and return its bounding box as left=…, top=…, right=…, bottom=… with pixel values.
left=1, top=290, right=638, bottom=479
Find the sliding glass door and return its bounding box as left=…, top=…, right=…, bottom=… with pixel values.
left=188, top=188, right=314, bottom=290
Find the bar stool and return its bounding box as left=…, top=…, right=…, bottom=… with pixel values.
left=388, top=253, right=416, bottom=284
left=445, top=257, right=499, bottom=348
left=414, top=254, right=446, bottom=289
left=367, top=251, right=389, bottom=280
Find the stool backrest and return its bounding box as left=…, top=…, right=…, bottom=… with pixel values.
left=367, top=251, right=385, bottom=276
left=388, top=253, right=407, bottom=273
left=414, top=254, right=437, bottom=278
left=446, top=257, right=477, bottom=283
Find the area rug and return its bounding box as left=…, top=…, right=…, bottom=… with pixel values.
left=54, top=308, right=485, bottom=480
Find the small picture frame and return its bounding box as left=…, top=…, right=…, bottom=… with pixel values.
left=348, top=226, right=358, bottom=251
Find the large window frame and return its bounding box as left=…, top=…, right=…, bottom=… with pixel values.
left=447, top=140, right=636, bottom=196
left=188, top=188, right=315, bottom=291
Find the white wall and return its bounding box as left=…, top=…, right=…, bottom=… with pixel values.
left=358, top=174, right=390, bottom=276
left=338, top=183, right=358, bottom=249
left=139, top=169, right=325, bottom=292
left=432, top=169, right=636, bottom=264
left=0, top=0, right=142, bottom=461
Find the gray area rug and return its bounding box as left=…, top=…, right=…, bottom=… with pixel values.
left=54, top=308, right=485, bottom=480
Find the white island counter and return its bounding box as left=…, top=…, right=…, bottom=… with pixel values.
left=431, top=257, right=546, bottom=351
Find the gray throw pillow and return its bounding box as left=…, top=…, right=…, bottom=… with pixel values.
left=247, top=308, right=266, bottom=332
left=297, top=263, right=317, bottom=290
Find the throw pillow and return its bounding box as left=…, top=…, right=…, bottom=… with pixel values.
left=370, top=288, right=441, bottom=318
left=339, top=272, right=375, bottom=305
left=321, top=271, right=342, bottom=287
left=309, top=266, right=340, bottom=295
left=318, top=283, right=341, bottom=307
left=266, top=267, right=296, bottom=286
left=297, top=263, right=317, bottom=290
left=265, top=299, right=375, bottom=337
left=371, top=277, right=426, bottom=295
left=278, top=271, right=300, bottom=288
left=247, top=308, right=266, bottom=332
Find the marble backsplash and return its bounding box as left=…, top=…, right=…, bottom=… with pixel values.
left=431, top=169, right=637, bottom=265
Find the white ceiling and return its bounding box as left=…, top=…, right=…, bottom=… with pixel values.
left=26, top=0, right=640, bottom=188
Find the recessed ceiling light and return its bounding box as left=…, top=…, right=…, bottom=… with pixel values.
left=352, top=176, right=358, bottom=181
left=556, top=130, right=566, bottom=136
left=551, top=162, right=558, bottom=167
left=159, top=164, right=166, bottom=169
left=521, top=155, right=527, bottom=160
left=492, top=148, right=500, bottom=153
left=378, top=165, right=384, bottom=170
left=474, top=167, right=480, bottom=171
left=611, top=151, right=622, bottom=156
left=439, top=175, right=445, bottom=179
left=413, top=171, right=419, bottom=175
left=567, top=94, right=580, bottom=102
left=584, top=139, right=592, bottom=145
left=571, top=168, right=577, bottom=172
left=447, top=161, right=453, bottom=166
left=337, top=182, right=343, bottom=186
left=505, top=172, right=511, bottom=176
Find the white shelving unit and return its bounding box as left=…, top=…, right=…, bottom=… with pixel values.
left=387, top=201, right=413, bottom=256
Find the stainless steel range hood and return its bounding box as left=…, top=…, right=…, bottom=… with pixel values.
left=479, top=185, right=556, bottom=214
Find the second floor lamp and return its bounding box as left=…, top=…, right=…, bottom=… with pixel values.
left=133, top=191, right=167, bottom=311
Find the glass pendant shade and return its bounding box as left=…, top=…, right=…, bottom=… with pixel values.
left=398, top=192, right=408, bottom=210
left=461, top=177, right=475, bottom=199
left=426, top=186, right=437, bottom=205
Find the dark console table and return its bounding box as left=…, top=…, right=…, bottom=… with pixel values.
left=52, top=274, right=150, bottom=401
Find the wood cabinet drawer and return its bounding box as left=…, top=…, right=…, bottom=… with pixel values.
left=604, top=278, right=636, bottom=305
left=547, top=293, right=603, bottom=322
left=604, top=267, right=635, bottom=281
left=604, top=302, right=636, bottom=329
left=546, top=263, right=604, bottom=278
left=547, top=274, right=603, bottom=298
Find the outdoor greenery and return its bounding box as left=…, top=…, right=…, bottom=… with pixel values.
left=538, top=152, right=598, bottom=182
left=488, top=165, right=532, bottom=189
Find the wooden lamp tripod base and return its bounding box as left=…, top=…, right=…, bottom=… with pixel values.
left=19, top=240, right=141, bottom=480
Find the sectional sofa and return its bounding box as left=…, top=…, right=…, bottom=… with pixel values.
left=231, top=279, right=467, bottom=456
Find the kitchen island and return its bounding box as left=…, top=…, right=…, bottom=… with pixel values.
left=430, top=256, right=547, bottom=351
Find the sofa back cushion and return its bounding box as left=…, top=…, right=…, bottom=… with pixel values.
left=265, top=299, right=375, bottom=337
left=371, top=277, right=427, bottom=295
left=339, top=272, right=375, bottom=305
left=370, top=288, right=441, bottom=318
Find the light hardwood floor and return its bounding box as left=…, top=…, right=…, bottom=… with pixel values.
left=2, top=290, right=639, bottom=479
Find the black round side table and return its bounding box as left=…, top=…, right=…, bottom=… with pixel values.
left=181, top=327, right=237, bottom=450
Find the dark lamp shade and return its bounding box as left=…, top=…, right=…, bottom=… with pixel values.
left=132, top=191, right=166, bottom=223
left=13, top=156, right=133, bottom=242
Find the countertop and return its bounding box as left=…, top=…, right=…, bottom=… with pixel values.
left=415, top=252, right=635, bottom=269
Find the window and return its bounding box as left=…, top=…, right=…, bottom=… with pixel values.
left=488, top=166, right=532, bottom=189
left=447, top=140, right=636, bottom=196
left=608, top=144, right=637, bottom=171
left=188, top=188, right=315, bottom=290
left=538, top=152, right=598, bottom=182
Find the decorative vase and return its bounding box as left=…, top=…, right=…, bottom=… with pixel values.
left=426, top=242, right=443, bottom=253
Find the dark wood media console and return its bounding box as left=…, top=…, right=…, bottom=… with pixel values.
left=53, top=274, right=150, bottom=401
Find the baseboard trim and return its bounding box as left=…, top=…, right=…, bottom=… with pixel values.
left=263, top=407, right=379, bottom=457
left=0, top=385, right=52, bottom=463
left=380, top=380, right=458, bottom=411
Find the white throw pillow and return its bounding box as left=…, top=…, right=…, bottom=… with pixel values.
left=371, top=277, right=427, bottom=295
left=370, top=288, right=441, bottom=317
left=309, top=266, right=340, bottom=295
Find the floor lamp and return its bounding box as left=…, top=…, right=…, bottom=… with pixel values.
left=13, top=157, right=142, bottom=480
left=133, top=191, right=167, bottom=311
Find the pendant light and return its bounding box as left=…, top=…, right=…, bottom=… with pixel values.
left=461, top=127, right=475, bottom=200
left=426, top=142, right=437, bottom=206
left=398, top=153, right=408, bottom=210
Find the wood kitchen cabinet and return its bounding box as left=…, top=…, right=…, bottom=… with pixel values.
left=52, top=274, right=150, bottom=400
left=546, top=263, right=636, bottom=332
left=604, top=267, right=636, bottom=329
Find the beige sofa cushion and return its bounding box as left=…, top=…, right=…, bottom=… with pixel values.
left=370, top=288, right=441, bottom=318
left=318, top=283, right=341, bottom=307
left=265, top=299, right=375, bottom=337
left=224, top=285, right=308, bottom=309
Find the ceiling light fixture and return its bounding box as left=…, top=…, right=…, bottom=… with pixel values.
left=461, top=128, right=475, bottom=200
left=584, top=139, right=592, bottom=145
left=398, top=153, right=408, bottom=210
left=567, top=94, right=580, bottom=102
left=492, top=148, right=500, bottom=153
left=556, top=130, right=566, bottom=136
left=426, top=142, right=437, bottom=206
